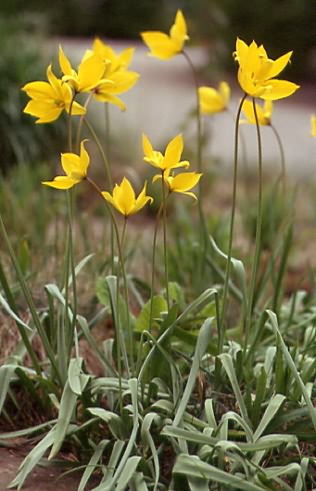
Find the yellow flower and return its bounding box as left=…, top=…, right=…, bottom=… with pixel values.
left=154, top=170, right=202, bottom=199
left=241, top=99, right=273, bottom=126
left=42, top=140, right=90, bottom=189
left=198, top=82, right=231, bottom=115
left=141, top=10, right=189, bottom=60
left=22, top=65, right=86, bottom=123
left=234, top=38, right=300, bottom=100
left=94, top=70, right=140, bottom=110
left=143, top=134, right=190, bottom=172
left=311, top=115, right=316, bottom=137
left=92, top=38, right=135, bottom=75
left=101, top=177, right=153, bottom=216
left=59, top=46, right=107, bottom=93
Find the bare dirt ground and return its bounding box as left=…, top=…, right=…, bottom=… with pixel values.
left=0, top=446, right=98, bottom=491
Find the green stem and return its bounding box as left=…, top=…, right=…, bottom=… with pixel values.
left=83, top=118, right=113, bottom=189
left=87, top=177, right=132, bottom=375
left=149, top=203, right=163, bottom=333
left=182, top=50, right=202, bottom=174
left=182, top=49, right=209, bottom=290
left=244, top=97, right=263, bottom=349
left=75, top=91, right=95, bottom=152
left=104, top=103, right=111, bottom=160
left=84, top=117, right=115, bottom=274
left=161, top=172, right=170, bottom=309
left=66, top=190, right=77, bottom=353
left=220, top=94, right=247, bottom=330
left=271, top=124, right=286, bottom=192
left=67, top=91, right=77, bottom=152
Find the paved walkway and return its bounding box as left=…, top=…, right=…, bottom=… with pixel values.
left=50, top=39, right=315, bottom=179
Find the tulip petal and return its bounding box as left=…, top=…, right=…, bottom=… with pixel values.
left=261, top=79, right=300, bottom=100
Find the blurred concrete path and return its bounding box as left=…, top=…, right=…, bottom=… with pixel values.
left=50, top=38, right=315, bottom=179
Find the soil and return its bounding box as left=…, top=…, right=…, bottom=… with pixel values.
left=0, top=446, right=98, bottom=491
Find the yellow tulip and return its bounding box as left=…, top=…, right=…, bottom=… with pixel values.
left=94, top=70, right=140, bottom=110
left=154, top=170, right=202, bottom=199
left=92, top=38, right=135, bottom=75
left=234, top=38, right=299, bottom=100
left=143, top=134, right=189, bottom=172
left=42, top=140, right=90, bottom=189
left=198, top=82, right=230, bottom=115
left=102, top=177, right=153, bottom=217
left=22, top=65, right=86, bottom=124
left=141, top=10, right=189, bottom=60
left=241, top=99, right=273, bottom=126
left=311, top=115, right=316, bottom=137
left=59, top=46, right=107, bottom=93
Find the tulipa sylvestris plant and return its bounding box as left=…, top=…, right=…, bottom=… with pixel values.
left=2, top=10, right=316, bottom=491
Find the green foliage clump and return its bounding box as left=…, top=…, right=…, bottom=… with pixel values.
left=0, top=17, right=65, bottom=172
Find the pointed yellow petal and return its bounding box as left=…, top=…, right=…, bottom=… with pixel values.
left=59, top=46, right=73, bottom=76
left=164, top=134, right=183, bottom=168
left=60, top=152, right=82, bottom=177
left=94, top=92, right=127, bottom=110
left=261, top=79, right=300, bottom=101
left=131, top=182, right=153, bottom=215
left=101, top=190, right=124, bottom=214
left=106, top=71, right=139, bottom=94
left=65, top=100, right=86, bottom=116
left=22, top=81, right=54, bottom=99
left=79, top=140, right=90, bottom=175
left=241, top=99, right=268, bottom=125
left=23, top=100, right=63, bottom=123
left=170, top=10, right=188, bottom=49
left=264, top=51, right=293, bottom=80
left=77, top=54, right=105, bottom=91
left=170, top=172, right=202, bottom=192
left=311, top=115, right=316, bottom=137
left=142, top=134, right=154, bottom=158
left=199, top=86, right=224, bottom=114
left=42, top=176, right=79, bottom=189
left=141, top=32, right=177, bottom=60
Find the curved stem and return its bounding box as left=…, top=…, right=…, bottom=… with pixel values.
left=87, top=177, right=133, bottom=375
left=161, top=172, right=170, bottom=309
left=182, top=49, right=208, bottom=289
left=104, top=103, right=111, bottom=160
left=83, top=118, right=113, bottom=189
left=220, top=93, right=248, bottom=332
left=149, top=203, right=163, bottom=333
left=244, top=97, right=263, bottom=349
left=271, top=124, right=286, bottom=192
left=84, top=117, right=115, bottom=273
left=182, top=50, right=202, bottom=174
left=75, top=91, right=95, bottom=152
left=67, top=91, right=77, bottom=152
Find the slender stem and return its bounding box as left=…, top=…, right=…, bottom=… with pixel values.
left=161, top=172, right=170, bottom=309
left=182, top=50, right=202, bottom=174
left=87, top=177, right=132, bottom=375
left=182, top=49, right=208, bottom=289
left=83, top=118, right=113, bottom=189
left=104, top=103, right=111, bottom=160
left=118, top=217, right=134, bottom=374
left=67, top=91, right=77, bottom=152
left=244, top=97, right=263, bottom=349
left=84, top=117, right=115, bottom=274
left=220, top=94, right=248, bottom=330
left=75, top=91, right=95, bottom=152
left=66, top=190, right=77, bottom=349
left=65, top=94, right=78, bottom=367
left=271, top=124, right=286, bottom=192
left=149, top=203, right=163, bottom=333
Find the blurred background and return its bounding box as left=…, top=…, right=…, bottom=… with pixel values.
left=0, top=0, right=315, bottom=310
left=0, top=0, right=314, bottom=171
